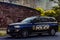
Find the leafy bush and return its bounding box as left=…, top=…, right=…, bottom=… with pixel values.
left=35, top=7, right=60, bottom=22
left=43, top=10, right=57, bottom=17
left=0, top=31, right=6, bottom=36
left=35, top=7, right=44, bottom=15
left=52, top=6, right=60, bottom=21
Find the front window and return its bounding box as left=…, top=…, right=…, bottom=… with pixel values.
left=21, top=17, right=36, bottom=23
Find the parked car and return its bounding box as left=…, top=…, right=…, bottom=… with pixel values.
left=7, top=16, right=58, bottom=37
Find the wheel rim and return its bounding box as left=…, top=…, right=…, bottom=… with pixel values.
left=51, top=29, right=55, bottom=35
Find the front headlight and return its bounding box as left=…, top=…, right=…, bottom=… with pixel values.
left=7, top=29, right=10, bottom=32
left=14, top=26, right=20, bottom=28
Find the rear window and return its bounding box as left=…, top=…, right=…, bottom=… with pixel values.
left=40, top=18, right=56, bottom=22
left=48, top=18, right=56, bottom=22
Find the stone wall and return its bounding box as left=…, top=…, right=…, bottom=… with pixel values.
left=0, top=2, right=40, bottom=28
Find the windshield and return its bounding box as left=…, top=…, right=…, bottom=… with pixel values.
left=21, top=17, right=36, bottom=23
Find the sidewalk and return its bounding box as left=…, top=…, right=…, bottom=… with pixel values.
left=0, top=29, right=7, bottom=36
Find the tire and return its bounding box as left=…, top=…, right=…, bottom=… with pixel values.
left=38, top=33, right=42, bottom=36
left=48, top=29, right=56, bottom=36
left=21, top=30, right=29, bottom=38
left=10, top=34, right=19, bottom=38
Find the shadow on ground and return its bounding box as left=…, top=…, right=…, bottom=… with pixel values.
left=5, top=34, right=58, bottom=39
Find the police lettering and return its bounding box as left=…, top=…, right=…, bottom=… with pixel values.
left=33, top=25, right=49, bottom=30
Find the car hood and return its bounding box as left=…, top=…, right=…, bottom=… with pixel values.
left=8, top=22, right=33, bottom=29
left=9, top=22, right=32, bottom=25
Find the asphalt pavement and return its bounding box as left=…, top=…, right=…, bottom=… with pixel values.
left=0, top=32, right=60, bottom=40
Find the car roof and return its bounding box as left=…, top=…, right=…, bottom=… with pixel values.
left=39, top=16, right=55, bottom=18
left=27, top=16, right=55, bottom=19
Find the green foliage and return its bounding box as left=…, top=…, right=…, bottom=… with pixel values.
left=35, top=7, right=44, bottom=15
left=35, top=7, right=60, bottom=22
left=58, top=25, right=60, bottom=32
left=41, top=10, right=57, bottom=17
left=0, top=31, right=6, bottom=36
left=53, top=6, right=60, bottom=10
left=52, top=6, right=60, bottom=21
left=41, top=6, right=60, bottom=22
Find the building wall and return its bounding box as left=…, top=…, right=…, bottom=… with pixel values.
left=0, top=0, right=58, bottom=10
left=35, top=0, right=58, bottom=10
left=0, top=2, right=40, bottom=28
left=0, top=0, right=4, bottom=2
left=47, top=0, right=58, bottom=10
left=35, top=0, right=48, bottom=9
left=0, top=0, right=36, bottom=8
left=20, top=0, right=36, bottom=8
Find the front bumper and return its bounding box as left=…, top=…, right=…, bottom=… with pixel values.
left=7, top=29, right=22, bottom=36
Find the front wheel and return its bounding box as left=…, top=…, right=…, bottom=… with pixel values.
left=38, top=33, right=42, bottom=36
left=10, top=35, right=17, bottom=38
left=21, top=30, right=29, bottom=38
left=48, top=29, right=56, bottom=36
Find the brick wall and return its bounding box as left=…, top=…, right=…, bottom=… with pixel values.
left=0, top=2, right=40, bottom=28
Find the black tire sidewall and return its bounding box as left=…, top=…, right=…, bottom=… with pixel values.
left=10, top=35, right=17, bottom=38
left=38, top=33, right=42, bottom=36
left=21, top=30, right=29, bottom=37
left=48, top=29, right=56, bottom=36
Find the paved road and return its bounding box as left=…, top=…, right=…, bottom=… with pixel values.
left=0, top=32, right=60, bottom=40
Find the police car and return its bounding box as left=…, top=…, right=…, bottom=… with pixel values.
left=7, top=16, right=58, bottom=37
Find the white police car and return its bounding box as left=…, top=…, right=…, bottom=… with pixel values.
left=7, top=16, right=58, bottom=37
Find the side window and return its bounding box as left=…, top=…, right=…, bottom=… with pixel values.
left=40, top=18, right=49, bottom=22
left=48, top=18, right=56, bottom=22
left=33, top=18, right=40, bottom=23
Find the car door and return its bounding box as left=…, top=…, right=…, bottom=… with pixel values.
left=32, top=18, right=50, bottom=31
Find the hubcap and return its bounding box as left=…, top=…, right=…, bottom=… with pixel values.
left=51, top=29, right=55, bottom=35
